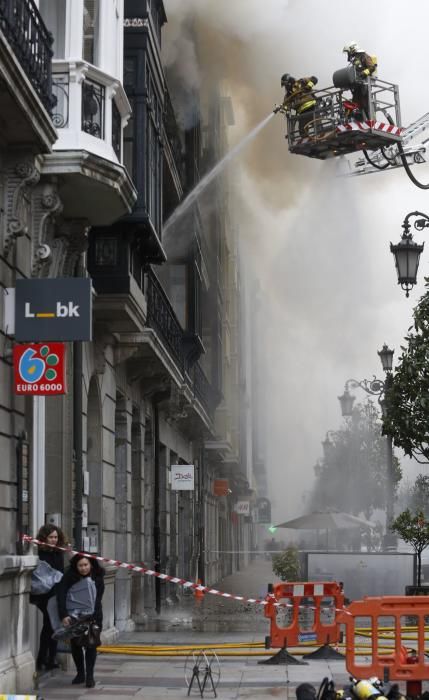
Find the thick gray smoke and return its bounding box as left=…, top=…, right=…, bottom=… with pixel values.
left=163, top=0, right=429, bottom=522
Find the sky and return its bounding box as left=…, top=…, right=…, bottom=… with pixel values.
left=162, top=0, right=429, bottom=523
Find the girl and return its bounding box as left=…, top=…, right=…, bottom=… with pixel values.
left=57, top=554, right=105, bottom=688
left=30, top=523, right=66, bottom=671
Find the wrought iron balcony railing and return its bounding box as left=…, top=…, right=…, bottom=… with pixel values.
left=82, top=78, right=105, bottom=139
left=145, top=268, right=185, bottom=373
left=145, top=269, right=217, bottom=420
left=189, top=362, right=215, bottom=420
left=52, top=73, right=69, bottom=128
left=0, top=0, right=54, bottom=113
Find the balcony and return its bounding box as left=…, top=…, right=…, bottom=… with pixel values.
left=0, top=0, right=54, bottom=112
left=145, top=268, right=185, bottom=374
left=0, top=0, right=56, bottom=151
left=43, top=62, right=137, bottom=225
left=88, top=227, right=147, bottom=333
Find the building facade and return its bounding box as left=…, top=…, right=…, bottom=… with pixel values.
left=0, top=0, right=267, bottom=691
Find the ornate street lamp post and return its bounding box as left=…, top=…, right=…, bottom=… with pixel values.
left=390, top=211, right=429, bottom=296
left=321, top=431, right=336, bottom=462
left=338, top=344, right=396, bottom=550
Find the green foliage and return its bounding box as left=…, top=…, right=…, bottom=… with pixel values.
left=391, top=509, right=429, bottom=585
left=411, top=475, right=429, bottom=517
left=310, top=402, right=402, bottom=518
left=382, top=284, right=429, bottom=463
left=271, top=546, right=301, bottom=581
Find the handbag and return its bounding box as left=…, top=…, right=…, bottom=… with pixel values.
left=31, top=560, right=63, bottom=595
left=73, top=620, right=101, bottom=648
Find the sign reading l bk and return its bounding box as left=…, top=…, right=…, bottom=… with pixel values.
left=15, top=278, right=92, bottom=342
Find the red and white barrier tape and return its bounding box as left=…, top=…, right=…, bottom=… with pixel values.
left=23, top=535, right=349, bottom=614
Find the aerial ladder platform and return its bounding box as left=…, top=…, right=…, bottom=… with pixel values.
left=281, top=75, right=402, bottom=160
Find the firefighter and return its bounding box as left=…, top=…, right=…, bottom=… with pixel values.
left=343, top=41, right=377, bottom=116
left=281, top=73, right=318, bottom=137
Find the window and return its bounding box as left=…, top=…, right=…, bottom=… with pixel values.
left=52, top=73, right=69, bottom=128
left=95, top=238, right=117, bottom=266
left=82, top=79, right=105, bottom=139
left=192, top=261, right=203, bottom=338
left=82, top=0, right=100, bottom=65
left=148, top=119, right=157, bottom=223
left=147, top=93, right=161, bottom=231
left=112, top=101, right=121, bottom=159
left=39, top=0, right=66, bottom=59
left=169, top=265, right=187, bottom=329
left=123, top=98, right=134, bottom=179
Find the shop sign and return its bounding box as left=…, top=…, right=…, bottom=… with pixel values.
left=171, top=464, right=195, bottom=490
left=213, top=479, right=229, bottom=496
left=15, top=278, right=92, bottom=341
left=13, top=343, right=67, bottom=395
left=234, top=501, right=250, bottom=516
left=256, top=497, right=272, bottom=524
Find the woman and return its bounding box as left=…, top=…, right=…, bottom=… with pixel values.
left=30, top=524, right=66, bottom=671
left=57, top=554, right=105, bottom=688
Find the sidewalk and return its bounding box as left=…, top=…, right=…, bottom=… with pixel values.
left=35, top=559, right=350, bottom=699
left=37, top=651, right=349, bottom=699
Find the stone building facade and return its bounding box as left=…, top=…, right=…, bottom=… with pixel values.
left=0, top=0, right=267, bottom=691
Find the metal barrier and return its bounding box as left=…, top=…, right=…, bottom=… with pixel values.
left=342, top=596, right=429, bottom=696
left=262, top=581, right=344, bottom=663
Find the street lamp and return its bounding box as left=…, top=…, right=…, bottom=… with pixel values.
left=322, top=431, right=336, bottom=462
left=390, top=211, right=429, bottom=296
left=338, top=344, right=396, bottom=550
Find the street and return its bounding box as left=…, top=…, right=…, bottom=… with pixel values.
left=35, top=558, right=351, bottom=699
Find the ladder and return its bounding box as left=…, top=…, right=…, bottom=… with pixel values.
left=351, top=110, right=429, bottom=176
left=401, top=111, right=429, bottom=145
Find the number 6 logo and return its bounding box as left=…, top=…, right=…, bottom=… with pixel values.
left=19, top=348, right=45, bottom=383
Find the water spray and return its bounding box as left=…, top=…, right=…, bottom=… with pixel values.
left=163, top=112, right=276, bottom=243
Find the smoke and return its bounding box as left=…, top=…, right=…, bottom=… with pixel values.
left=163, top=0, right=429, bottom=522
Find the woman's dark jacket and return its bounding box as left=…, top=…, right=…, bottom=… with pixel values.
left=56, top=564, right=105, bottom=628
left=29, top=548, right=64, bottom=609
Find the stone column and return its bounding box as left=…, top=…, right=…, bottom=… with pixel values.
left=114, top=396, right=134, bottom=631
left=131, top=405, right=146, bottom=622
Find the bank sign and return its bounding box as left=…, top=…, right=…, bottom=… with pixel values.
left=13, top=343, right=67, bottom=395
left=15, top=278, right=92, bottom=341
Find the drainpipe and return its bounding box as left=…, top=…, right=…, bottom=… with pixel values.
left=73, top=256, right=84, bottom=550
left=197, top=451, right=205, bottom=582
left=73, top=340, right=83, bottom=550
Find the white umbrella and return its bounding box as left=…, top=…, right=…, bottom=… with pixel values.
left=275, top=510, right=376, bottom=530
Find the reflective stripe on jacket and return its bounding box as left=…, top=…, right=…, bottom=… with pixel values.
left=352, top=52, right=377, bottom=78
left=283, top=77, right=318, bottom=113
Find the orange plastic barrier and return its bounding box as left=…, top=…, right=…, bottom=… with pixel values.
left=264, top=581, right=344, bottom=649
left=342, top=596, right=429, bottom=682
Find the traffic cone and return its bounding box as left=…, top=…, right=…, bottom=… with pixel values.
left=194, top=579, right=205, bottom=604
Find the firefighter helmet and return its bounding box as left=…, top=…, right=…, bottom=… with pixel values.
left=343, top=41, right=360, bottom=55
left=281, top=73, right=295, bottom=87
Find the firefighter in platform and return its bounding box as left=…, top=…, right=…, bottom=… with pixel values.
left=281, top=73, right=318, bottom=137
left=343, top=41, right=377, bottom=116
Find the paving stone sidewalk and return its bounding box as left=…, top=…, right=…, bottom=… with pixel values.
left=35, top=558, right=350, bottom=700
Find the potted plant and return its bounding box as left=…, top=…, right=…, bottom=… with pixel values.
left=391, top=509, right=429, bottom=593
left=271, top=545, right=301, bottom=581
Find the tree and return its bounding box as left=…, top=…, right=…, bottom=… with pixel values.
left=309, top=401, right=402, bottom=520
left=411, top=474, right=429, bottom=517
left=382, top=286, right=429, bottom=464
left=391, top=509, right=429, bottom=586
left=272, top=546, right=301, bottom=581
